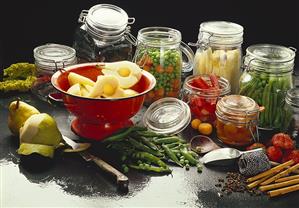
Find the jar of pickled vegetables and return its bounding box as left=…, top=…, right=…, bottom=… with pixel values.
left=182, top=74, right=231, bottom=124
left=190, top=21, right=243, bottom=93
left=283, top=88, right=299, bottom=144
left=73, top=4, right=135, bottom=63
left=134, top=27, right=194, bottom=105
left=215, top=95, right=260, bottom=147
left=32, top=43, right=77, bottom=102
left=239, top=44, right=296, bottom=130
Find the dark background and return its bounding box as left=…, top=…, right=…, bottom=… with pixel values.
left=1, top=0, right=299, bottom=71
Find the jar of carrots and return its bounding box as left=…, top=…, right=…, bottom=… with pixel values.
left=182, top=74, right=230, bottom=124
left=134, top=27, right=194, bottom=105
left=215, top=95, right=260, bottom=147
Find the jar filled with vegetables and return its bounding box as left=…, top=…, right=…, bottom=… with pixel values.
left=239, top=44, right=296, bottom=130
left=134, top=27, right=194, bottom=105
left=32, top=43, right=77, bottom=101
left=190, top=21, right=243, bottom=93
left=215, top=95, right=260, bottom=147
left=182, top=74, right=231, bottom=124
left=73, top=4, right=135, bottom=63
left=283, top=88, right=299, bottom=144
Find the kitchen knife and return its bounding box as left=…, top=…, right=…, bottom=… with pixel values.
left=62, top=135, right=129, bottom=191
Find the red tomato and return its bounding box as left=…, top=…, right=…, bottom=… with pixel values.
left=286, top=150, right=299, bottom=164
left=209, top=74, right=219, bottom=89
left=266, top=146, right=283, bottom=162
left=271, top=133, right=295, bottom=150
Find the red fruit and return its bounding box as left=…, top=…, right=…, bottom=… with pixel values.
left=282, top=149, right=293, bottom=163
left=209, top=74, right=219, bottom=89
left=266, top=146, right=283, bottom=162
left=271, top=133, right=295, bottom=150
left=246, top=143, right=266, bottom=151
left=288, top=150, right=299, bottom=164
left=191, top=77, right=210, bottom=89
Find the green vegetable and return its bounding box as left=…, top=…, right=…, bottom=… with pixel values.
left=139, top=136, right=159, bottom=151
left=162, top=145, right=183, bottom=167
left=180, top=147, right=198, bottom=166
left=0, top=63, right=37, bottom=93
left=197, top=164, right=203, bottom=173
left=131, top=152, right=167, bottom=168
left=153, top=136, right=186, bottom=144
left=128, top=137, right=163, bottom=157
left=128, top=164, right=172, bottom=173
left=102, top=126, right=146, bottom=144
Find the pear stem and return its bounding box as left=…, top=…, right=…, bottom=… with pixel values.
left=16, top=98, right=20, bottom=110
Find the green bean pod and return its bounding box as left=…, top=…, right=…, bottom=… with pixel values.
left=128, top=137, right=163, bottom=157
left=162, top=145, right=183, bottom=167
left=154, top=136, right=186, bottom=144
left=131, top=152, right=167, bottom=168
left=180, top=147, right=198, bottom=166
left=128, top=164, right=172, bottom=173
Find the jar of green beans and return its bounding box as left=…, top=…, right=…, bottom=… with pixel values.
left=239, top=44, right=296, bottom=130
left=133, top=27, right=194, bottom=105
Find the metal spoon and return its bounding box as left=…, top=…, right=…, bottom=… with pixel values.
left=199, top=147, right=263, bottom=166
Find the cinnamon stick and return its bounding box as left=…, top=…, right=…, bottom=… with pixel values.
left=268, top=184, right=299, bottom=197
left=275, top=175, right=299, bottom=183
left=260, top=178, right=299, bottom=192
left=270, top=161, right=299, bottom=174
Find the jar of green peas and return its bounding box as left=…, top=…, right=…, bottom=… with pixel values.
left=133, top=27, right=194, bottom=105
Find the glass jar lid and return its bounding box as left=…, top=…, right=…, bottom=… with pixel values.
left=199, top=21, right=243, bottom=46
left=34, top=43, right=77, bottom=72
left=137, top=27, right=182, bottom=47
left=143, top=97, right=191, bottom=135
left=244, top=44, right=296, bottom=73
left=216, top=95, right=259, bottom=124
left=83, top=4, right=134, bottom=40
left=285, top=87, right=299, bottom=108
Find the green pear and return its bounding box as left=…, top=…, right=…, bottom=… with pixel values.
left=18, top=113, right=62, bottom=158
left=8, top=100, right=40, bottom=136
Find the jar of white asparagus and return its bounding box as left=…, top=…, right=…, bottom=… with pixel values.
left=190, top=21, right=243, bottom=93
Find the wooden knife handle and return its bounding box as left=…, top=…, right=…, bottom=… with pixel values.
left=91, top=155, right=129, bottom=190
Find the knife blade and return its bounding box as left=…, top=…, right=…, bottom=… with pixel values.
left=62, top=135, right=129, bottom=191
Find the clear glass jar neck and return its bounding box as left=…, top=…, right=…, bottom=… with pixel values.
left=184, top=75, right=231, bottom=97
left=137, top=27, right=181, bottom=48
left=286, top=88, right=299, bottom=108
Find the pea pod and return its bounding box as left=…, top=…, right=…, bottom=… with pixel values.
left=162, top=145, right=183, bottom=167
left=102, top=126, right=147, bottom=144
left=153, top=136, right=186, bottom=144
left=139, top=136, right=159, bottom=151
left=180, top=147, right=198, bottom=166
left=131, top=152, right=167, bottom=168
left=128, top=164, right=172, bottom=173
left=128, top=137, right=163, bottom=157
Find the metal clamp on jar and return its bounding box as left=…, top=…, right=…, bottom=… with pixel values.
left=215, top=95, right=261, bottom=147
left=32, top=43, right=77, bottom=102
left=189, top=21, right=243, bottom=93
left=73, top=4, right=136, bottom=63
left=133, top=27, right=194, bottom=105
left=239, top=44, right=296, bottom=130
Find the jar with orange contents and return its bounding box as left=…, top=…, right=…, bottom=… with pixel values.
left=215, top=95, right=261, bottom=147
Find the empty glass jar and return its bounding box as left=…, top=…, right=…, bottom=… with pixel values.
left=190, top=21, right=243, bottom=93
left=133, top=27, right=194, bottom=105
left=73, top=4, right=135, bottom=63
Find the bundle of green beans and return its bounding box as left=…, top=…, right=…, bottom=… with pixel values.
left=239, top=71, right=293, bottom=130
left=102, top=126, right=202, bottom=174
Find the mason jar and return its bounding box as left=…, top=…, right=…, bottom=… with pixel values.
left=283, top=88, right=299, bottom=145
left=73, top=4, right=135, bottom=63
left=31, top=43, right=77, bottom=102
left=182, top=75, right=231, bottom=124
left=239, top=44, right=296, bottom=130
left=190, top=21, right=243, bottom=94
left=215, top=95, right=260, bottom=147
left=133, top=27, right=194, bottom=105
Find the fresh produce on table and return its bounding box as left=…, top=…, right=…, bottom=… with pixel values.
left=102, top=126, right=201, bottom=174
left=0, top=63, right=37, bottom=93
left=265, top=133, right=297, bottom=163
left=246, top=160, right=299, bottom=197
left=190, top=118, right=213, bottom=136
left=8, top=100, right=40, bottom=136
left=136, top=48, right=182, bottom=103
left=239, top=71, right=293, bottom=130
left=193, top=48, right=241, bottom=93
left=66, top=61, right=141, bottom=98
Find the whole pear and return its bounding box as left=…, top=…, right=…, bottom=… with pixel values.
left=18, top=113, right=62, bottom=158
left=8, top=100, right=40, bottom=136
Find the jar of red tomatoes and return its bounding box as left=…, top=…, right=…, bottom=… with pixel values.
left=182, top=74, right=230, bottom=124
left=215, top=95, right=261, bottom=147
